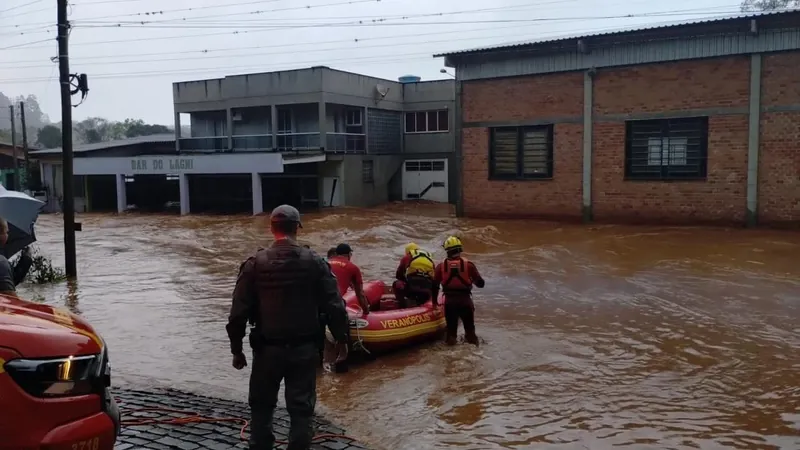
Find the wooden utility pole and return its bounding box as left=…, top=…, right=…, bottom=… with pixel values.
left=9, top=105, right=19, bottom=190
left=58, top=0, right=77, bottom=278
left=19, top=101, right=29, bottom=190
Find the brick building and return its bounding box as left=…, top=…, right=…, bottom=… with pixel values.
left=437, top=11, right=800, bottom=227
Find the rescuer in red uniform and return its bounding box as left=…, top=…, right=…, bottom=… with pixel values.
left=328, top=243, right=370, bottom=315
left=434, top=236, right=485, bottom=346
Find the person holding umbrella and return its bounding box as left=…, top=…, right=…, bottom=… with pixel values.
left=0, top=185, right=44, bottom=294
left=0, top=218, right=33, bottom=294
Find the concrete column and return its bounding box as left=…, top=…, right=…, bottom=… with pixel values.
left=270, top=105, right=278, bottom=150
left=746, top=53, right=762, bottom=227
left=318, top=100, right=327, bottom=151
left=115, top=173, right=126, bottom=214
left=226, top=107, right=234, bottom=151
left=582, top=70, right=594, bottom=223
left=174, top=111, right=181, bottom=152
left=251, top=172, right=263, bottom=215
left=179, top=173, right=190, bottom=215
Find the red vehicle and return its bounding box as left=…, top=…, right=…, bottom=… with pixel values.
left=0, top=293, right=120, bottom=450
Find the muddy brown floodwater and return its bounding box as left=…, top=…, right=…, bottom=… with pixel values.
left=17, top=203, right=800, bottom=450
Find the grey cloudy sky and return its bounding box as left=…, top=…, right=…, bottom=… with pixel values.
left=1, top=0, right=741, bottom=125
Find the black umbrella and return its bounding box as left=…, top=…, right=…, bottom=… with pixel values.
left=0, top=185, right=44, bottom=258
left=5, top=222, right=38, bottom=259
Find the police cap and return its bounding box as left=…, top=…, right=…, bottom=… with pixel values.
left=270, top=204, right=303, bottom=228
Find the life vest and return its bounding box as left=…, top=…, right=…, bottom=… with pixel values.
left=439, top=256, right=472, bottom=291
left=405, top=248, right=435, bottom=278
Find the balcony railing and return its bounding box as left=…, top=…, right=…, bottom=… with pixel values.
left=326, top=133, right=366, bottom=154
left=232, top=134, right=273, bottom=151
left=276, top=133, right=320, bottom=152
left=179, top=136, right=227, bottom=152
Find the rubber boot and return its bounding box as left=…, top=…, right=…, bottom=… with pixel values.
left=465, top=332, right=479, bottom=346
left=445, top=334, right=457, bottom=346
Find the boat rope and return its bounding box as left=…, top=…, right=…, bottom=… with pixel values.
left=351, top=323, right=371, bottom=355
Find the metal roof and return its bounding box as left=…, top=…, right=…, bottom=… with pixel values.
left=434, top=9, right=800, bottom=58
left=0, top=140, right=40, bottom=150
left=30, top=133, right=175, bottom=155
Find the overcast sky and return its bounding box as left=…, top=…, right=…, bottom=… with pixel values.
left=1, top=0, right=742, bottom=125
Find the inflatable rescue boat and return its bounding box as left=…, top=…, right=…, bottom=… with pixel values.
left=342, top=280, right=445, bottom=354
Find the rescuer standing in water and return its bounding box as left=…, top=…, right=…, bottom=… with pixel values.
left=434, top=236, right=485, bottom=346
left=226, top=205, right=350, bottom=450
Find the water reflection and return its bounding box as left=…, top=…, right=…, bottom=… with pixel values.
left=17, top=204, right=800, bottom=449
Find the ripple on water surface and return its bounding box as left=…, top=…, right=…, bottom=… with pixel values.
left=18, top=205, right=800, bottom=449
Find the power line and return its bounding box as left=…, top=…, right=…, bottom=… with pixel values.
left=3, top=1, right=712, bottom=48
left=77, top=0, right=577, bottom=26
left=2, top=23, right=536, bottom=64
left=0, top=0, right=43, bottom=14
left=0, top=8, right=756, bottom=85
left=0, top=1, right=740, bottom=42
left=0, top=25, right=55, bottom=38
left=0, top=38, right=53, bottom=50
left=0, top=28, right=578, bottom=70
left=0, top=51, right=441, bottom=84
left=74, top=0, right=572, bottom=25
left=0, top=5, right=49, bottom=20
left=0, top=11, right=741, bottom=71
left=22, top=0, right=385, bottom=27
left=0, top=8, right=744, bottom=56
left=76, top=10, right=743, bottom=31
left=2, top=0, right=558, bottom=36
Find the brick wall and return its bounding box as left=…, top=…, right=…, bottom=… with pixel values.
left=459, top=53, right=799, bottom=226
left=758, top=52, right=800, bottom=225
left=461, top=72, right=584, bottom=220
left=592, top=57, right=750, bottom=225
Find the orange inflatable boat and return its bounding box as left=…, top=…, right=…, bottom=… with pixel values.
left=342, top=280, right=445, bottom=354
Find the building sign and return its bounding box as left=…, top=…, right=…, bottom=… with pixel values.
left=74, top=153, right=284, bottom=175
left=130, top=157, right=194, bottom=172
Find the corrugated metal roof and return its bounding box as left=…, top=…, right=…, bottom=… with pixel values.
left=30, top=133, right=175, bottom=155
left=434, top=9, right=800, bottom=57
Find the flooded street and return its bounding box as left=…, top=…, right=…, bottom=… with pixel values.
left=18, top=204, right=800, bottom=450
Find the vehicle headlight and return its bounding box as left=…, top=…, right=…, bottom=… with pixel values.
left=4, top=352, right=107, bottom=398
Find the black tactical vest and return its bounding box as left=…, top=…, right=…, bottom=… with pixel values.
left=252, top=240, right=323, bottom=343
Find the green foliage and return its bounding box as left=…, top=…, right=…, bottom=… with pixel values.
left=121, top=118, right=171, bottom=138
left=1, top=91, right=171, bottom=147
left=36, top=125, right=62, bottom=149
left=25, top=248, right=67, bottom=285
left=73, top=117, right=173, bottom=144
left=741, top=0, right=799, bottom=10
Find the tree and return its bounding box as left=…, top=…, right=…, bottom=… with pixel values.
left=13, top=94, right=49, bottom=129
left=741, top=0, right=800, bottom=11
left=120, top=118, right=171, bottom=138
left=73, top=117, right=125, bottom=144
left=37, top=125, right=62, bottom=149
left=72, top=117, right=171, bottom=144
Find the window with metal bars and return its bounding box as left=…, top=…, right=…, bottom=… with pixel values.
left=488, top=125, right=553, bottom=179
left=624, top=117, right=708, bottom=180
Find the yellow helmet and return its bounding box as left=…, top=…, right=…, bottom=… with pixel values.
left=442, top=236, right=463, bottom=252
left=404, top=242, right=419, bottom=255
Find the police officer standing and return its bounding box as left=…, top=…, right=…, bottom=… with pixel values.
left=226, top=205, right=350, bottom=450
